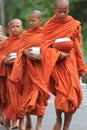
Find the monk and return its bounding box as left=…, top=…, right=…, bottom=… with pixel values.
left=0, top=19, right=23, bottom=130
left=8, top=10, right=50, bottom=130
left=41, top=0, right=87, bottom=130
left=0, top=25, right=7, bottom=125
left=0, top=25, right=7, bottom=46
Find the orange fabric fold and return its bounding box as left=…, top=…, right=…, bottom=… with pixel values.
left=0, top=35, right=22, bottom=119
left=7, top=27, right=50, bottom=120
left=41, top=14, right=86, bottom=113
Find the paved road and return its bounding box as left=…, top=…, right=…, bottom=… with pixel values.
left=0, top=95, right=87, bottom=130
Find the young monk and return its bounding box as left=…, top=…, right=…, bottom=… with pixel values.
left=41, top=0, right=87, bottom=130
left=0, top=25, right=7, bottom=46
left=0, top=18, right=23, bottom=130
left=0, top=25, right=7, bottom=125
left=8, top=10, right=50, bottom=130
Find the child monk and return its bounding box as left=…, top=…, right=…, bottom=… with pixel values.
left=0, top=18, right=24, bottom=130
left=0, top=25, right=7, bottom=126
left=8, top=10, right=50, bottom=130
left=41, top=0, right=87, bottom=130
left=0, top=25, right=7, bottom=46
left=0, top=25, right=7, bottom=125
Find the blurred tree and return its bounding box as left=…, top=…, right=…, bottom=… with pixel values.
left=0, top=0, right=5, bottom=33
left=4, top=0, right=55, bottom=28
left=3, top=0, right=87, bottom=54
left=70, top=0, right=87, bottom=55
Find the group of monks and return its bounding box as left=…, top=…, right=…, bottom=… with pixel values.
left=0, top=0, right=87, bottom=130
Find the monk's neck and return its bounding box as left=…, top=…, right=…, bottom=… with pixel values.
left=55, top=14, right=69, bottom=22
left=9, top=34, right=21, bottom=39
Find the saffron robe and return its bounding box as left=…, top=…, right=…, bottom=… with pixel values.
left=41, top=14, right=87, bottom=113
left=6, top=27, right=50, bottom=120
left=0, top=35, right=22, bottom=111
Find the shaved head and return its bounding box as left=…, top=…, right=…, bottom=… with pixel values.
left=7, top=18, right=22, bottom=28
left=54, top=0, right=70, bottom=20
left=30, top=10, right=42, bottom=19
left=55, top=0, right=69, bottom=8
left=6, top=18, right=23, bottom=35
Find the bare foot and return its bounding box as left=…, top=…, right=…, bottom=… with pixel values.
left=63, top=127, right=69, bottom=130
left=52, top=124, right=61, bottom=130
left=36, top=126, right=41, bottom=130
left=11, top=120, right=19, bottom=129
left=6, top=128, right=11, bottom=130
left=4, top=118, right=11, bottom=130
left=25, top=128, right=33, bottom=130
left=19, top=118, right=25, bottom=130
left=52, top=120, right=62, bottom=130
left=25, top=127, right=33, bottom=130
left=0, top=111, right=5, bottom=125
left=0, top=115, right=4, bottom=125
left=25, top=114, right=32, bottom=130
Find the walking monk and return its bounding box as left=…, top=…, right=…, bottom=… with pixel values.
left=0, top=25, right=7, bottom=125
left=0, top=19, right=23, bottom=130
left=41, top=0, right=87, bottom=130
left=8, top=10, right=50, bottom=130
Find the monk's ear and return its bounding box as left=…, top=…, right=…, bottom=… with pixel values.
left=39, top=18, right=42, bottom=24
left=54, top=7, right=59, bottom=14
left=21, top=26, right=23, bottom=32
left=54, top=7, right=56, bottom=13
left=6, top=28, right=10, bottom=34
left=68, top=7, right=70, bottom=13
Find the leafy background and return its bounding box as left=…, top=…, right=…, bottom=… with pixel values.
left=3, top=0, right=87, bottom=54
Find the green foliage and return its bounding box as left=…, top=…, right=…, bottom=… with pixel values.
left=4, top=0, right=55, bottom=28
left=82, top=23, right=87, bottom=55
left=69, top=0, right=87, bottom=55
left=3, top=0, right=87, bottom=55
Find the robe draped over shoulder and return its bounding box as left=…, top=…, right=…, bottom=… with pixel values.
left=5, top=27, right=50, bottom=120
left=0, top=35, right=22, bottom=112
left=41, top=14, right=87, bottom=113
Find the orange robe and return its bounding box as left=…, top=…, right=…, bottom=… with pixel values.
left=6, top=27, right=50, bottom=120
left=41, top=14, right=87, bottom=113
left=0, top=35, right=22, bottom=115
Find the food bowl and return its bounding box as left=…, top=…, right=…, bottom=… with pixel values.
left=8, top=52, right=17, bottom=59
left=29, top=47, right=42, bottom=58
left=52, top=38, right=73, bottom=52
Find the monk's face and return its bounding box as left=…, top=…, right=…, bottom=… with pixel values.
left=9, top=21, right=23, bottom=36
left=0, top=36, right=5, bottom=45
left=28, top=14, right=42, bottom=30
left=54, top=5, right=70, bottom=20
left=0, top=26, right=4, bottom=35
